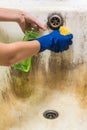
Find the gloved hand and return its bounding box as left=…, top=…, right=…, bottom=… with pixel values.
left=36, top=26, right=73, bottom=52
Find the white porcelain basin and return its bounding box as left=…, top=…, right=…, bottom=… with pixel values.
left=0, top=0, right=87, bottom=130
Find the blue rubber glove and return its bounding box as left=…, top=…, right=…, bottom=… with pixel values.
left=36, top=29, right=73, bottom=53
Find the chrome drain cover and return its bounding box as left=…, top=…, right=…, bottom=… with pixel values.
left=43, top=110, right=59, bottom=119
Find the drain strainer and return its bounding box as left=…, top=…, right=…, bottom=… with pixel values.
left=47, top=13, right=63, bottom=30
left=43, top=110, right=59, bottom=119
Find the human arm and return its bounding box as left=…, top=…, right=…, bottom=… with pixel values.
left=0, top=8, right=46, bottom=32
left=0, top=27, right=73, bottom=66
left=0, top=40, right=40, bottom=66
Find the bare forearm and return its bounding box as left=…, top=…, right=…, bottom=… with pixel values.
left=0, top=41, right=40, bottom=66
left=0, top=8, right=22, bottom=22
left=0, top=8, right=46, bottom=32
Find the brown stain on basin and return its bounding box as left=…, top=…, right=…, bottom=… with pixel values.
left=1, top=54, right=87, bottom=130
left=10, top=53, right=87, bottom=108
left=74, top=64, right=87, bottom=109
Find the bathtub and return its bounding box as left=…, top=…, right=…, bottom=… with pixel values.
left=0, top=0, right=87, bottom=130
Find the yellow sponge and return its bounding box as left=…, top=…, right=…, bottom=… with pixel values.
left=59, top=26, right=71, bottom=36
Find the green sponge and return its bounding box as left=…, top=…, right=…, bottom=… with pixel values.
left=13, top=30, right=39, bottom=72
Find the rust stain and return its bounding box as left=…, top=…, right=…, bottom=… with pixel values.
left=1, top=57, right=87, bottom=129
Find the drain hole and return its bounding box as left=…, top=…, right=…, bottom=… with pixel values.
left=43, top=110, right=59, bottom=119
left=47, top=13, right=63, bottom=30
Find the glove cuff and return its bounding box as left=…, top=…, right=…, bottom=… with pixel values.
left=36, top=36, right=48, bottom=52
